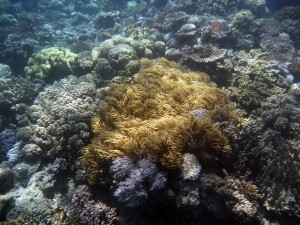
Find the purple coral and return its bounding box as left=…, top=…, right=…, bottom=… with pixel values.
left=111, top=156, right=167, bottom=208
left=110, top=156, right=134, bottom=180
left=190, top=108, right=207, bottom=120
left=69, top=185, right=118, bottom=225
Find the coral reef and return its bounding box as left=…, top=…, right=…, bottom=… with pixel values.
left=196, top=0, right=238, bottom=16
left=0, top=77, right=41, bottom=108
left=0, top=14, right=17, bottom=26
left=274, top=6, right=300, bottom=21
left=288, top=58, right=300, bottom=82
left=0, top=129, right=17, bottom=161
left=111, top=156, right=167, bottom=207
left=260, top=33, right=295, bottom=58
left=243, top=0, right=266, bottom=16
left=163, top=0, right=194, bottom=13
left=94, top=11, right=120, bottom=29
left=71, top=51, right=94, bottom=76
left=182, top=46, right=227, bottom=64
left=161, top=11, right=189, bottom=32
left=228, top=50, right=293, bottom=113
left=196, top=0, right=266, bottom=17
left=24, top=47, right=78, bottom=82
left=228, top=9, right=257, bottom=50
left=1, top=171, right=69, bottom=224
left=68, top=185, right=118, bottom=225
left=236, top=92, right=300, bottom=217
left=0, top=0, right=11, bottom=14
left=0, top=0, right=299, bottom=223
left=108, top=44, right=137, bottom=70
left=127, top=0, right=147, bottom=14
left=81, top=58, right=237, bottom=184
left=0, top=76, right=43, bottom=134
left=17, top=75, right=105, bottom=160
left=180, top=153, right=201, bottom=181
left=21, top=144, right=43, bottom=164
left=0, top=163, right=13, bottom=194
left=200, top=174, right=260, bottom=224
left=92, top=36, right=165, bottom=79
left=274, top=6, right=300, bottom=47
left=6, top=141, right=21, bottom=163
left=0, top=36, right=40, bottom=75
left=0, top=63, right=11, bottom=78
left=209, top=19, right=232, bottom=39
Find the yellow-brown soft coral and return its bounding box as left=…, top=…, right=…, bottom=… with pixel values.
left=81, top=58, right=237, bottom=184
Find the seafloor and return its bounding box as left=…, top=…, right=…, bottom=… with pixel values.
left=0, top=0, right=299, bottom=224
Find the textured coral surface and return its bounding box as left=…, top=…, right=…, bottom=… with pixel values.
left=81, top=58, right=237, bottom=184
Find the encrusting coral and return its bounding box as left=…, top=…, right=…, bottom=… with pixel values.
left=81, top=58, right=238, bottom=184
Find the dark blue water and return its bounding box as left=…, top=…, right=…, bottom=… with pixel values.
left=267, top=0, right=300, bottom=12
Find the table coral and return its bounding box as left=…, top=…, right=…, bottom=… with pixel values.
left=81, top=58, right=237, bottom=184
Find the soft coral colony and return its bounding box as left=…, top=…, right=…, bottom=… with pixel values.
left=80, top=58, right=239, bottom=186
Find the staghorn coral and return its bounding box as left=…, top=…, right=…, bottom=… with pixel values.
left=81, top=58, right=237, bottom=184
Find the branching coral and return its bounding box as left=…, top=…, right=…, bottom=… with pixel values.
left=236, top=92, right=300, bottom=217
left=200, top=174, right=260, bottom=223
left=81, top=58, right=237, bottom=184
left=68, top=185, right=118, bottom=225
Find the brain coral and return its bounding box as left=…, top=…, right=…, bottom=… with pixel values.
left=81, top=58, right=237, bottom=184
